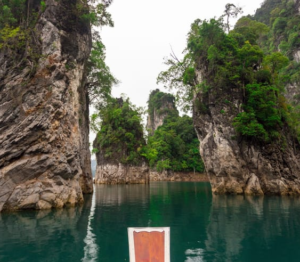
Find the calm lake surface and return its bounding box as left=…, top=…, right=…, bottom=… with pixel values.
left=1, top=182, right=300, bottom=262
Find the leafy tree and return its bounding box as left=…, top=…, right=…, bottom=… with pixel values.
left=157, top=50, right=196, bottom=112
left=233, top=84, right=282, bottom=142
left=0, top=0, right=26, bottom=29
left=158, top=3, right=297, bottom=144
left=222, top=3, right=243, bottom=33
left=85, top=0, right=118, bottom=106
left=81, top=0, right=114, bottom=27
left=144, top=114, right=205, bottom=173
left=92, top=97, right=147, bottom=165
left=263, top=52, right=289, bottom=75
left=86, top=40, right=118, bottom=108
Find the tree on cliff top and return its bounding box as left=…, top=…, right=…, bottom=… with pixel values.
left=84, top=0, right=119, bottom=107
left=143, top=113, right=204, bottom=173
left=92, top=97, right=147, bottom=165
left=158, top=3, right=298, bottom=144
left=147, top=89, right=178, bottom=124
left=0, top=0, right=117, bottom=107
left=144, top=90, right=204, bottom=173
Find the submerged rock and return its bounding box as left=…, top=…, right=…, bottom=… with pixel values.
left=0, top=0, right=93, bottom=211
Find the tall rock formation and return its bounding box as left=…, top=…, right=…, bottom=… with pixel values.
left=192, top=0, right=300, bottom=195
left=0, top=0, right=93, bottom=211
left=146, top=89, right=178, bottom=134
left=194, top=79, right=300, bottom=195
left=93, top=98, right=149, bottom=184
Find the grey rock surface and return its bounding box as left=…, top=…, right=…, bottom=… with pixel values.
left=0, top=0, right=93, bottom=211
left=193, top=0, right=300, bottom=195
left=193, top=71, right=300, bottom=195
left=146, top=105, right=173, bottom=134
left=146, top=96, right=177, bottom=134
left=94, top=163, right=149, bottom=185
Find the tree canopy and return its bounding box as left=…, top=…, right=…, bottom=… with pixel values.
left=158, top=2, right=299, bottom=143
left=144, top=114, right=204, bottom=173
left=92, top=97, right=147, bottom=165
left=144, top=90, right=204, bottom=173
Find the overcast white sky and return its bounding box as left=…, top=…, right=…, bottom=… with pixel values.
left=90, top=0, right=264, bottom=149
left=100, top=0, right=264, bottom=108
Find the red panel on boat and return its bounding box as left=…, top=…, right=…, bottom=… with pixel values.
left=133, top=231, right=165, bottom=262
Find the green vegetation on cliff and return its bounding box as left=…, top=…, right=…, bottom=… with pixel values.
left=0, top=0, right=116, bottom=106
left=158, top=2, right=300, bottom=143
left=145, top=90, right=204, bottom=173
left=92, top=98, right=147, bottom=165
left=145, top=114, right=205, bottom=172
left=254, top=0, right=300, bottom=59
left=148, top=89, right=178, bottom=122
left=92, top=89, right=204, bottom=172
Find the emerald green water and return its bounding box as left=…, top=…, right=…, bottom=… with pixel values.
left=1, top=182, right=300, bottom=261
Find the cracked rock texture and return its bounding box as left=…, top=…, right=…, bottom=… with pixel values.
left=146, top=104, right=174, bottom=134
left=94, top=163, right=150, bottom=185
left=0, top=0, right=93, bottom=211
left=193, top=0, right=300, bottom=196
left=146, top=93, right=177, bottom=134
left=194, top=72, right=300, bottom=195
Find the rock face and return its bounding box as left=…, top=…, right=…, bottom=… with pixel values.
left=93, top=98, right=149, bottom=185
left=192, top=0, right=300, bottom=196
left=94, top=138, right=149, bottom=185
left=0, top=0, right=93, bottom=212
left=146, top=89, right=178, bottom=134
left=146, top=105, right=174, bottom=134
left=194, top=74, right=300, bottom=195
left=94, top=163, right=149, bottom=184
left=295, top=0, right=300, bottom=14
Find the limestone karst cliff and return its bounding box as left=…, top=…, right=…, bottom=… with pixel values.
left=194, top=79, right=300, bottom=195
left=145, top=89, right=205, bottom=179
left=93, top=98, right=149, bottom=184
left=192, top=0, right=300, bottom=195
left=0, top=0, right=93, bottom=211
left=146, top=89, right=178, bottom=134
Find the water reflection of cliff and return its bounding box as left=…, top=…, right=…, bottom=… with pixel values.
left=95, top=184, right=150, bottom=206
left=204, top=195, right=300, bottom=262
left=0, top=195, right=93, bottom=262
